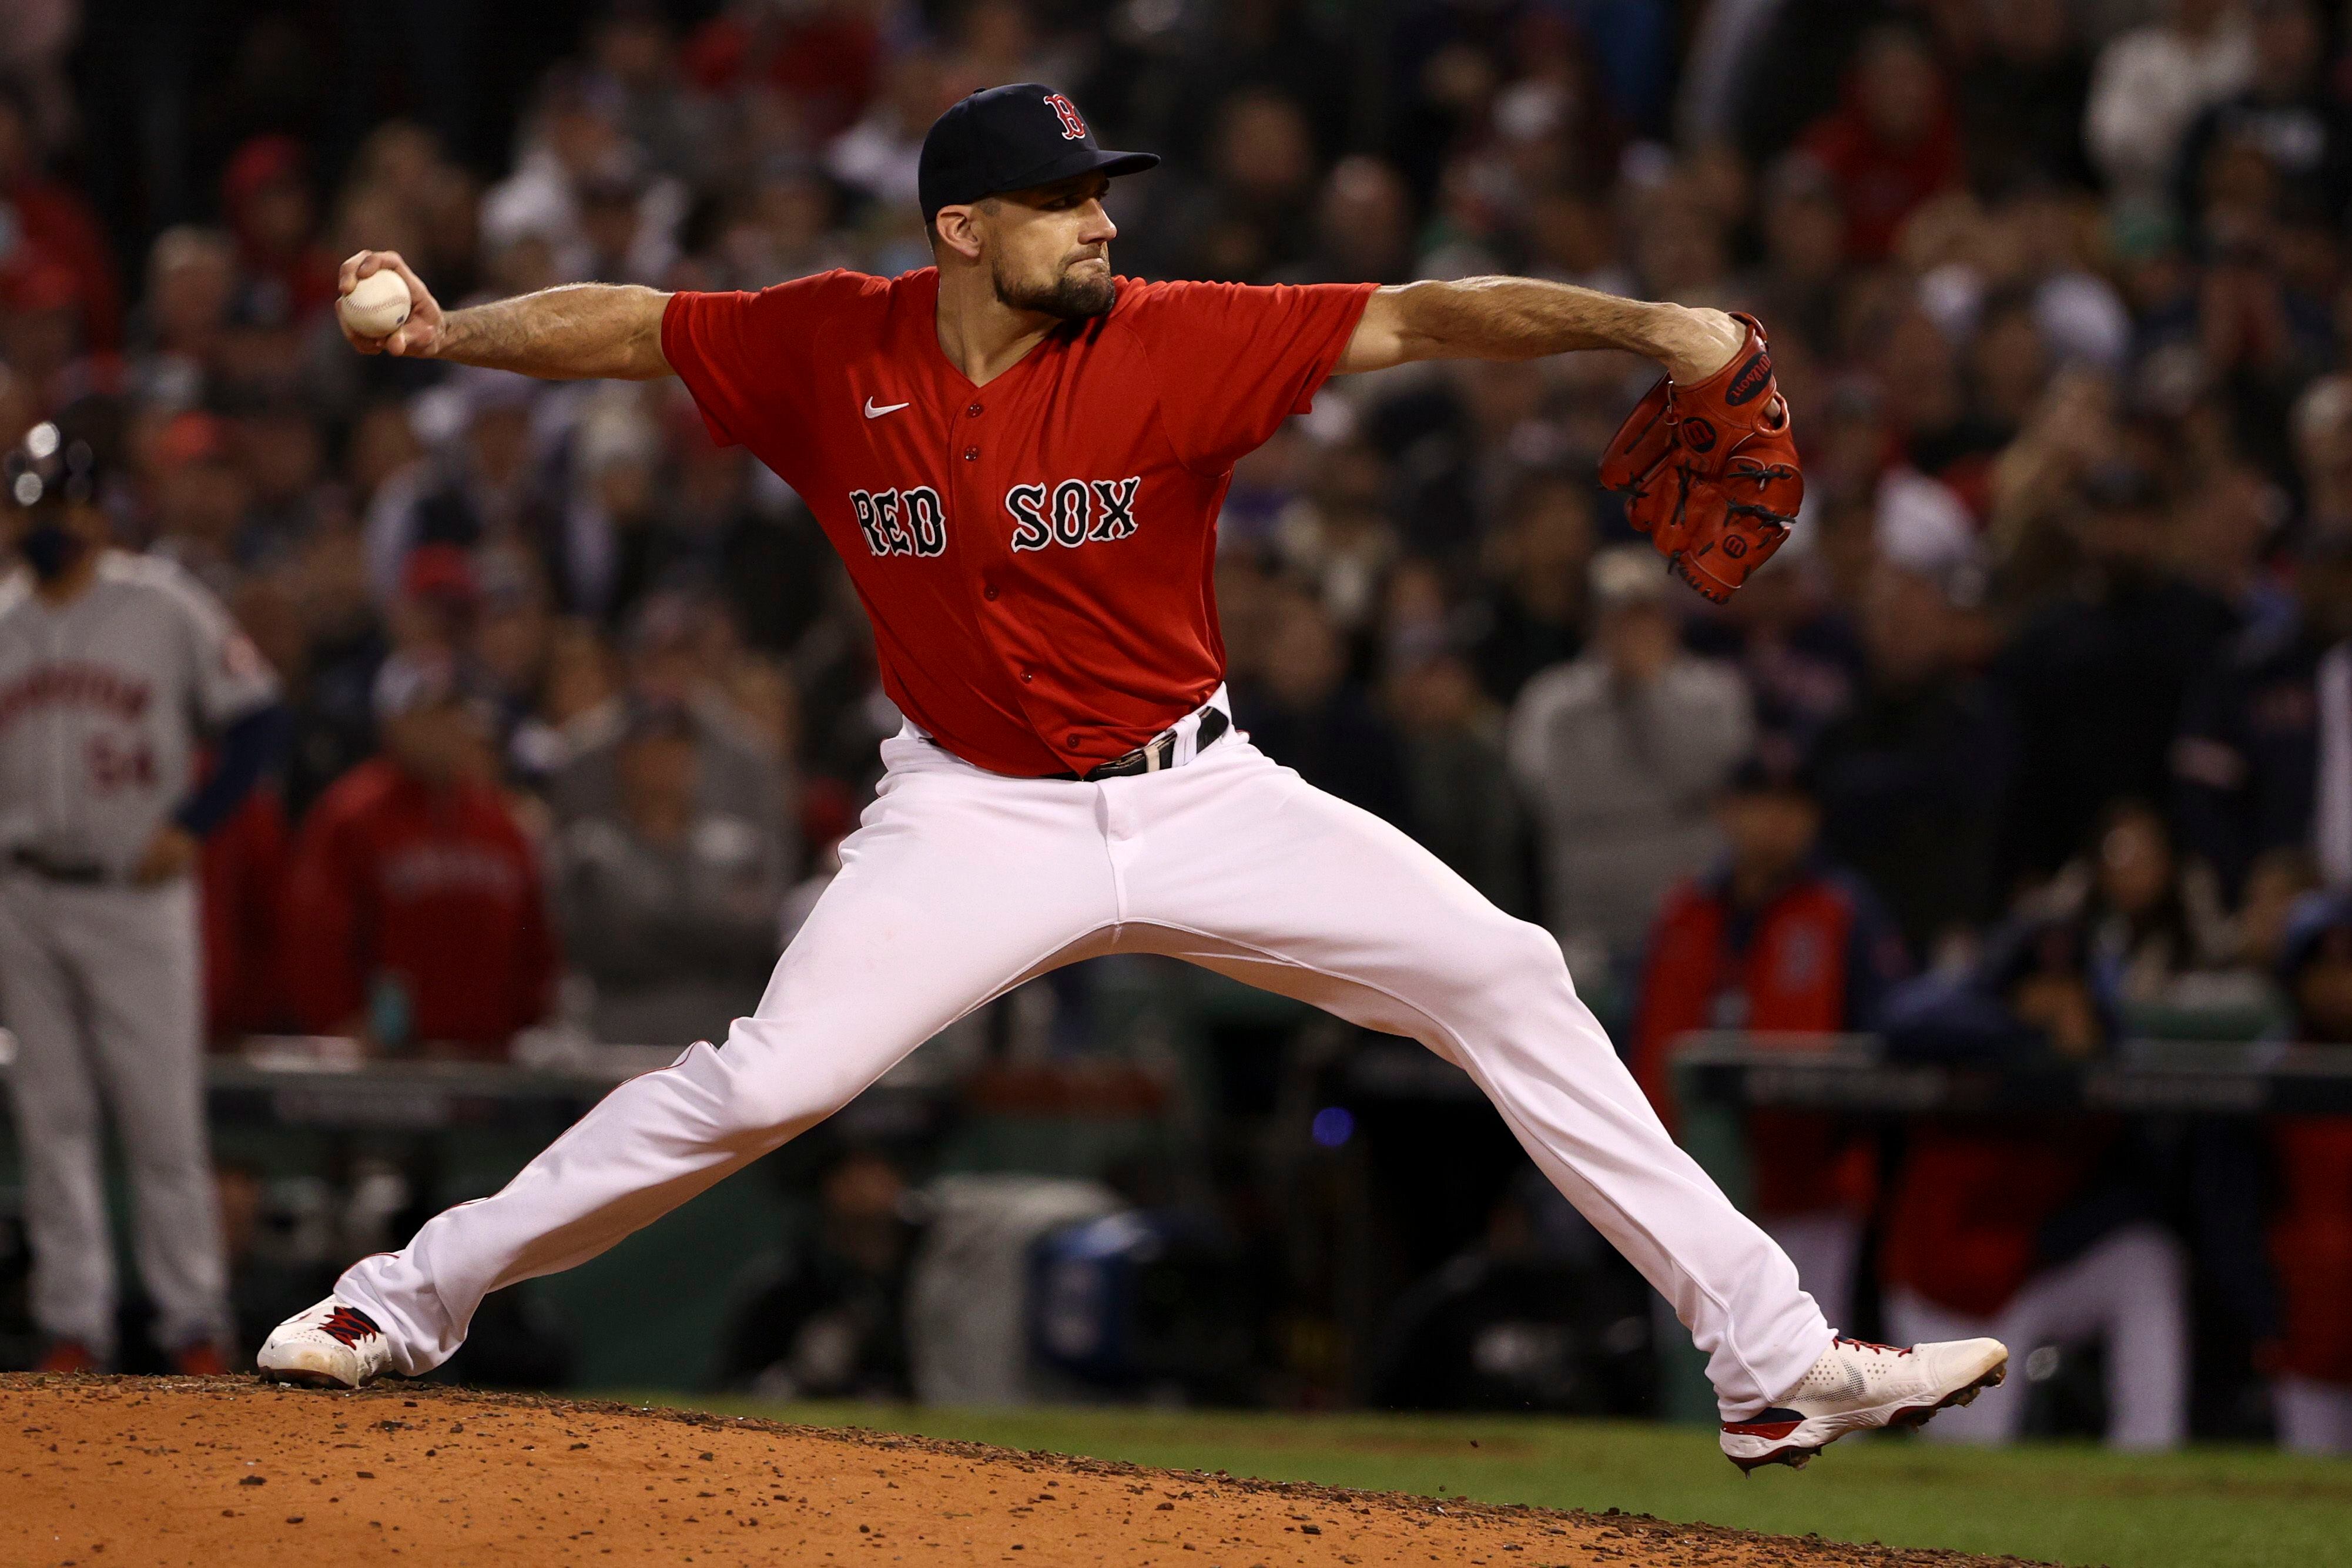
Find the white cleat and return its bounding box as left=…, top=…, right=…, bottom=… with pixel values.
left=256, top=1296, right=394, bottom=1390
left=1718, top=1335, right=2008, bottom=1472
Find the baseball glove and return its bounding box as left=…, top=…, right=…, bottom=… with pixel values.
left=1598, top=313, right=1802, bottom=604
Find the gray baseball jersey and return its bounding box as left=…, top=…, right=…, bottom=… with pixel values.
left=0, top=551, right=279, bottom=877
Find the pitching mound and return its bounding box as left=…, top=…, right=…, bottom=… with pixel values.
left=4, top=1375, right=2042, bottom=1567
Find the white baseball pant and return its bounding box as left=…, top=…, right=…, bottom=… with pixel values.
left=340, top=711, right=1833, bottom=1418
left=0, top=874, right=227, bottom=1357
left=2275, top=1376, right=2352, bottom=1453
left=1886, top=1222, right=2190, bottom=1449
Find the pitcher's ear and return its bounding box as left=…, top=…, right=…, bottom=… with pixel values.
left=933, top=205, right=986, bottom=262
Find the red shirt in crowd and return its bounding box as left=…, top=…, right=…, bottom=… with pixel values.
left=279, top=757, right=557, bottom=1054
left=1632, top=870, right=1899, bottom=1218
left=1879, top=1124, right=2113, bottom=1319
left=2, top=169, right=122, bottom=350
left=1798, top=100, right=1962, bottom=264
left=202, top=786, right=289, bottom=1043
left=661, top=268, right=1375, bottom=777
left=2271, top=1120, right=2352, bottom=1385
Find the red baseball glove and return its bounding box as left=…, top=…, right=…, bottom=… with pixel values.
left=1598, top=313, right=1802, bottom=604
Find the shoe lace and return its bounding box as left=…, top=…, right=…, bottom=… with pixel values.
left=1833, top=1335, right=1911, bottom=1357
left=320, top=1306, right=382, bottom=1347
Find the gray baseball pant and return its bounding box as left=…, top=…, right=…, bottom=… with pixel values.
left=0, top=873, right=227, bottom=1358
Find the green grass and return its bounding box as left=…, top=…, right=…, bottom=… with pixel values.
left=611, top=1395, right=2352, bottom=1568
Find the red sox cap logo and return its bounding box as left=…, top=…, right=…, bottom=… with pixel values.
left=1044, top=93, right=1088, bottom=140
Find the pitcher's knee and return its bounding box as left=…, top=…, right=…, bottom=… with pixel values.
left=1447, top=917, right=1575, bottom=1005
left=696, top=1023, right=881, bottom=1140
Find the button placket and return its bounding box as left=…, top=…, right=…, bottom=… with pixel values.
left=949, top=379, right=1061, bottom=758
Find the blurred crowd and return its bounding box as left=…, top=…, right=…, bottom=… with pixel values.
left=12, top=0, right=2352, bottom=1442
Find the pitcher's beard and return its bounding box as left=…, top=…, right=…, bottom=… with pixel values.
left=993, top=257, right=1115, bottom=319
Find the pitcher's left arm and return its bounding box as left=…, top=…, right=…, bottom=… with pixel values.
left=1336, top=279, right=1801, bottom=604
left=1334, top=277, right=1741, bottom=380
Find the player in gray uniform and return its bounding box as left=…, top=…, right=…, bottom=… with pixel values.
left=0, top=415, right=288, bottom=1373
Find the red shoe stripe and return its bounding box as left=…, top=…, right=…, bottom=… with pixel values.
left=1720, top=1418, right=1804, bottom=1439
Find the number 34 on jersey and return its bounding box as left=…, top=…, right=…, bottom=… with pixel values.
left=847, top=477, right=1143, bottom=560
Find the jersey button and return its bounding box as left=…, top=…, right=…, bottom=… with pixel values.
left=964, top=447, right=980, bottom=460
left=1020, top=669, right=1033, bottom=682
left=984, top=585, right=999, bottom=601
left=967, top=402, right=984, bottom=417
left=1065, top=732, right=1080, bottom=748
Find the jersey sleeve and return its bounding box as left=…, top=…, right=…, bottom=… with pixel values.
left=165, top=566, right=280, bottom=726
left=1121, top=280, right=1378, bottom=473
left=661, top=270, right=875, bottom=449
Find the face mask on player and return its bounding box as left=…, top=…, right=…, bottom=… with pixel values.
left=18, top=520, right=85, bottom=582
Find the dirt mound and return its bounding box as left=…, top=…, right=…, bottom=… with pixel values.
left=3, top=1375, right=2043, bottom=1567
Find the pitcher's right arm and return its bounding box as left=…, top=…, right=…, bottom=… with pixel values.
left=336, top=250, right=672, bottom=381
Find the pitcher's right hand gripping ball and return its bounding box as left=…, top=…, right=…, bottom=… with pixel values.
left=1599, top=313, right=1802, bottom=604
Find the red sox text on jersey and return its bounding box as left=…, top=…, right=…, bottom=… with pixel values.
left=846, top=478, right=1140, bottom=559
left=662, top=268, right=1374, bottom=776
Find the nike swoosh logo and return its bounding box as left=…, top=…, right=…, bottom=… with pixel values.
left=864, top=398, right=911, bottom=418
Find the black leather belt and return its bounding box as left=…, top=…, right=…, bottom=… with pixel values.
left=1053, top=706, right=1230, bottom=782
left=10, top=846, right=108, bottom=884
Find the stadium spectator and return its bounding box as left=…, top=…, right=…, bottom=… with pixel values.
left=274, top=520, right=388, bottom=821
left=1230, top=591, right=1412, bottom=830
left=2084, top=0, right=2254, bottom=206
left=2265, top=890, right=2352, bottom=1452
left=1150, top=88, right=1321, bottom=282
left=279, top=649, right=557, bottom=1056
left=1735, top=153, right=1848, bottom=360
left=1268, top=437, right=1400, bottom=638
left=1386, top=631, right=1525, bottom=916
left=551, top=703, right=786, bottom=1046
left=1507, top=546, right=1753, bottom=984
left=600, top=411, right=832, bottom=654
left=548, top=591, right=795, bottom=856
left=1809, top=559, right=2013, bottom=963
left=0, top=85, right=120, bottom=352
left=2071, top=800, right=2228, bottom=1003
left=129, top=226, right=236, bottom=411
left=219, top=135, right=336, bottom=330
left=363, top=370, right=565, bottom=609
left=1797, top=26, right=1965, bottom=263
left=2175, top=532, right=2352, bottom=897
left=1998, top=462, right=2239, bottom=883
left=718, top=1147, right=917, bottom=1399
left=1466, top=470, right=1596, bottom=707
left=1629, top=752, right=1907, bottom=1329
left=2171, top=0, right=2346, bottom=237
left=1726, top=564, right=1867, bottom=740
left=1877, top=917, right=2191, bottom=1448
left=199, top=784, right=289, bottom=1044
left=1951, top=0, right=2096, bottom=197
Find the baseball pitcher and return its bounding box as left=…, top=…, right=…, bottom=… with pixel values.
left=259, top=84, right=2003, bottom=1470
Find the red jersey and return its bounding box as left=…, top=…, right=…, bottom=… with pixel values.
left=279, top=758, right=557, bottom=1054
left=1631, top=873, right=1892, bottom=1217
left=661, top=268, right=1375, bottom=776
left=2271, top=1119, right=2352, bottom=1384
left=202, top=786, right=290, bottom=1043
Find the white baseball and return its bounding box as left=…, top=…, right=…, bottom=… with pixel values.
left=339, top=267, right=413, bottom=337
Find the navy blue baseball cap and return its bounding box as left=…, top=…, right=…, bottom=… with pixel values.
left=917, top=83, right=1157, bottom=229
